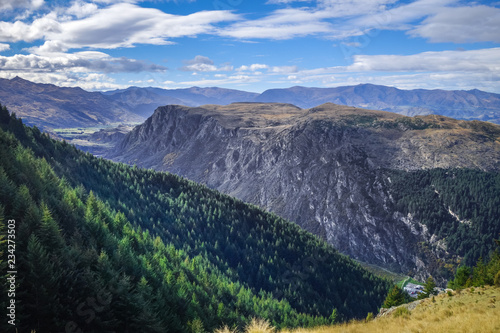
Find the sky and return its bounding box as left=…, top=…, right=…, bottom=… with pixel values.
left=0, top=0, right=499, bottom=93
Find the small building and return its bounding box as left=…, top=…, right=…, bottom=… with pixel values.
left=404, top=283, right=424, bottom=298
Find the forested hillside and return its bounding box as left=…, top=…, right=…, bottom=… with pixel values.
left=0, top=105, right=390, bottom=332
left=389, top=169, right=500, bottom=273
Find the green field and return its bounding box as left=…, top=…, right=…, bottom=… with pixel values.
left=356, top=260, right=409, bottom=285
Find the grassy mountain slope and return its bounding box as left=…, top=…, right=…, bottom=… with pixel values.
left=0, top=104, right=390, bottom=332
left=0, top=77, right=143, bottom=130
left=278, top=286, right=500, bottom=333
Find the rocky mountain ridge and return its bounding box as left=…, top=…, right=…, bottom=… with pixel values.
left=108, top=102, right=500, bottom=281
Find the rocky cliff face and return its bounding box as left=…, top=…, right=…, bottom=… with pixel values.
left=109, top=103, right=500, bottom=280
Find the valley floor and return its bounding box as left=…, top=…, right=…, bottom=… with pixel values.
left=278, top=286, right=500, bottom=333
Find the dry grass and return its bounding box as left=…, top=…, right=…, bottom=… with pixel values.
left=245, top=318, right=275, bottom=333
left=214, top=325, right=237, bottom=333
left=279, top=286, right=500, bottom=333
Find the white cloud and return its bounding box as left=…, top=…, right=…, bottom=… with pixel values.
left=0, top=43, right=10, bottom=52
left=26, top=40, right=68, bottom=54
left=350, top=0, right=500, bottom=44
left=0, top=71, right=123, bottom=90
left=237, top=63, right=269, bottom=71
left=219, top=8, right=332, bottom=39
left=179, top=55, right=233, bottom=72
left=409, top=5, right=500, bottom=43
left=270, top=65, right=298, bottom=73
left=347, top=48, right=500, bottom=73
left=54, top=3, right=240, bottom=49
left=65, top=1, right=99, bottom=19
left=0, top=0, right=44, bottom=11
left=0, top=3, right=239, bottom=49
left=219, top=0, right=500, bottom=44
left=0, top=52, right=167, bottom=73
left=220, top=0, right=399, bottom=40
left=0, top=14, right=60, bottom=42
left=263, top=47, right=500, bottom=92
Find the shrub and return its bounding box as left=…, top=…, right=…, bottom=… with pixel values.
left=494, top=270, right=500, bottom=287
left=187, top=319, right=205, bottom=333
left=214, top=326, right=236, bottom=333
left=393, top=307, right=411, bottom=319
left=365, top=312, right=374, bottom=322
left=245, top=318, right=274, bottom=333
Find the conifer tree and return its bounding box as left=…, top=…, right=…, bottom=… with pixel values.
left=419, top=276, right=437, bottom=299
left=382, top=285, right=407, bottom=308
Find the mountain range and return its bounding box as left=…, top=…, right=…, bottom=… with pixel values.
left=1, top=77, right=500, bottom=132
left=108, top=102, right=500, bottom=283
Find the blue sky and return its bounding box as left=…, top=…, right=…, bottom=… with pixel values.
left=0, top=0, right=499, bottom=92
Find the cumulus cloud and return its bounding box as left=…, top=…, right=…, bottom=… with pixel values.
left=0, top=3, right=239, bottom=48
left=0, top=14, right=60, bottom=42
left=0, top=43, right=10, bottom=52
left=179, top=55, right=233, bottom=72
left=409, top=5, right=500, bottom=43
left=65, top=1, right=99, bottom=19
left=237, top=64, right=269, bottom=71
left=0, top=0, right=44, bottom=11
left=0, top=52, right=167, bottom=74
left=0, top=71, right=123, bottom=90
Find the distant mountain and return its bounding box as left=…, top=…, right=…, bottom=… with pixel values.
left=255, top=85, right=500, bottom=123
left=103, top=86, right=259, bottom=117
left=2, top=78, right=500, bottom=130
left=109, top=102, right=500, bottom=283
left=0, top=77, right=143, bottom=130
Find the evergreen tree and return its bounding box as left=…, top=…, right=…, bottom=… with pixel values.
left=418, top=276, right=437, bottom=299
left=448, top=266, right=471, bottom=289
left=382, top=285, right=407, bottom=308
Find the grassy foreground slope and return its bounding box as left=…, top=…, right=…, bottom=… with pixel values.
left=0, top=104, right=390, bottom=332
left=275, top=286, right=500, bottom=333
